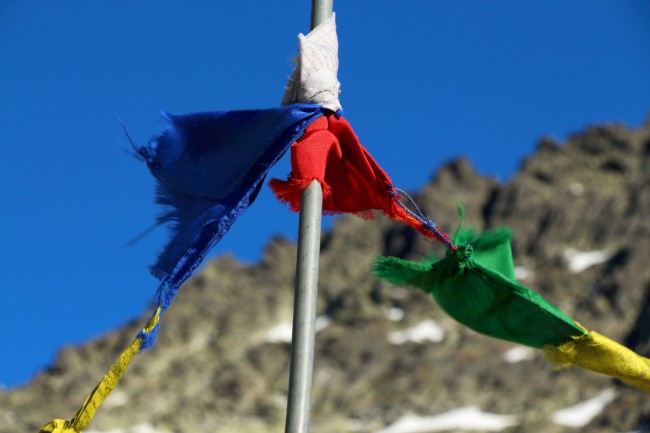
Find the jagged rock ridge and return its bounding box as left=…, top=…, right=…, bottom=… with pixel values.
left=2, top=119, right=650, bottom=433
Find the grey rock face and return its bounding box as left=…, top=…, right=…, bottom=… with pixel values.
left=2, top=120, right=650, bottom=433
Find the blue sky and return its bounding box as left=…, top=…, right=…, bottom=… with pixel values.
left=1, top=2, right=648, bottom=388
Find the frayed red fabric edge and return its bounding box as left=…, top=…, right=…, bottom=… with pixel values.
left=269, top=177, right=333, bottom=212
left=354, top=210, right=376, bottom=220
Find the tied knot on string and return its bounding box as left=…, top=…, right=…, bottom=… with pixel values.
left=137, top=307, right=163, bottom=351
left=449, top=243, right=474, bottom=271
left=387, top=184, right=457, bottom=251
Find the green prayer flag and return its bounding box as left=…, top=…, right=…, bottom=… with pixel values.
left=373, top=228, right=585, bottom=348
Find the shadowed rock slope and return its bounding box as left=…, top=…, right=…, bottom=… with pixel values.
left=2, top=119, right=650, bottom=433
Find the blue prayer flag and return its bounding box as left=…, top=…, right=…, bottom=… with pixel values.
left=136, top=103, right=323, bottom=311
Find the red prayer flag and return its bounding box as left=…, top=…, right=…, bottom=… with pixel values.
left=270, top=113, right=455, bottom=248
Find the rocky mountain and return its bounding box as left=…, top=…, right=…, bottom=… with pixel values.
left=2, top=119, right=650, bottom=433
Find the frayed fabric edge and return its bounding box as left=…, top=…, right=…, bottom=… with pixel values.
left=269, top=176, right=333, bottom=212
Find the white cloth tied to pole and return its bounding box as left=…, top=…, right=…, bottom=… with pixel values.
left=282, top=13, right=342, bottom=112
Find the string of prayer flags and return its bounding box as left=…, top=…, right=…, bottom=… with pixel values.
left=38, top=8, right=649, bottom=433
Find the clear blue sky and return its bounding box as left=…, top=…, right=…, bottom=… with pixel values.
left=1, top=2, right=648, bottom=388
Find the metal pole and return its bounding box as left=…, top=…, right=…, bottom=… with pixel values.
left=284, top=3, right=332, bottom=433
left=310, top=0, right=333, bottom=30
left=284, top=181, right=322, bottom=433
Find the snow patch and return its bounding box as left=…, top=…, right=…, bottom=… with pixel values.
left=564, top=248, right=612, bottom=273
left=187, top=330, right=211, bottom=353
left=551, top=389, right=616, bottom=428
left=86, top=423, right=167, bottom=433
left=315, top=315, right=332, bottom=332
left=104, top=389, right=128, bottom=407
left=503, top=346, right=535, bottom=363
left=374, top=407, right=520, bottom=433
left=348, top=418, right=364, bottom=431
left=569, top=182, right=584, bottom=196
left=514, top=266, right=533, bottom=281
left=266, top=315, right=332, bottom=343
left=385, top=307, right=405, bottom=322
left=266, top=322, right=293, bottom=343
left=388, top=320, right=445, bottom=345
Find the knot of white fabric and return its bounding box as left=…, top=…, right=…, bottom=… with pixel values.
left=282, top=13, right=342, bottom=112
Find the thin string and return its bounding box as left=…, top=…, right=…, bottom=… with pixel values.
left=388, top=184, right=457, bottom=251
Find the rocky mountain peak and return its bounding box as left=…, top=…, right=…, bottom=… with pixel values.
left=2, top=120, right=650, bottom=433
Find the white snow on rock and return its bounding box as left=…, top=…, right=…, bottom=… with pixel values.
left=563, top=248, right=612, bottom=273
left=503, top=346, right=536, bottom=363
left=266, top=322, right=293, bottom=343
left=388, top=320, right=445, bottom=345
left=385, top=307, right=405, bottom=322
left=514, top=266, right=533, bottom=281
left=569, top=182, right=584, bottom=196
left=551, top=389, right=617, bottom=428
left=374, top=407, right=520, bottom=433
left=315, top=315, right=332, bottom=331
left=266, top=315, right=332, bottom=343
left=103, top=389, right=128, bottom=408
left=86, top=423, right=167, bottom=433
left=348, top=418, right=364, bottom=431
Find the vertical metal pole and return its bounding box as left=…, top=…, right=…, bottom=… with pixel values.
left=285, top=181, right=322, bottom=433
left=284, top=3, right=332, bottom=433
left=310, top=0, right=334, bottom=29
